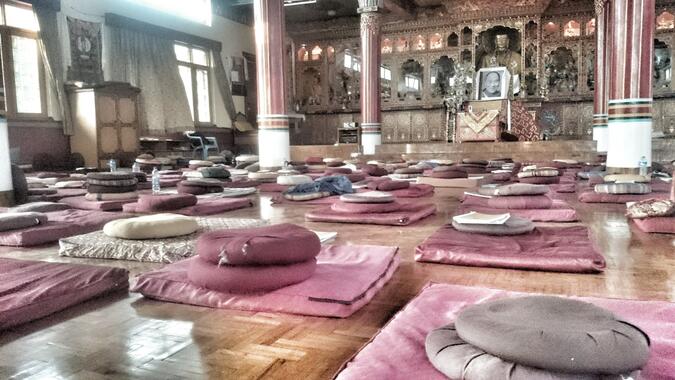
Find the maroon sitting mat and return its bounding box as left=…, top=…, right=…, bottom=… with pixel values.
left=415, top=225, right=604, bottom=272
left=306, top=202, right=436, bottom=226
left=0, top=258, right=128, bottom=329
left=59, top=196, right=136, bottom=211
left=578, top=190, right=669, bottom=204
left=258, top=183, right=291, bottom=193
left=455, top=201, right=578, bottom=222
left=0, top=209, right=127, bottom=247
left=335, top=283, right=675, bottom=380
left=632, top=216, right=675, bottom=234
left=137, top=193, right=198, bottom=212
left=123, top=197, right=253, bottom=216
left=132, top=245, right=399, bottom=318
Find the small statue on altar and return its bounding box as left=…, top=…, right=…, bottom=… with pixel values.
left=480, top=34, right=522, bottom=76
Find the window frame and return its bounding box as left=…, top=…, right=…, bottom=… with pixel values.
left=0, top=0, right=48, bottom=120
left=174, top=41, right=214, bottom=126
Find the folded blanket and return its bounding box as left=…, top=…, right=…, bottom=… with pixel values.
left=286, top=175, right=354, bottom=196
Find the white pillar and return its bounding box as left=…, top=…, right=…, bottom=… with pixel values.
left=0, top=118, right=14, bottom=206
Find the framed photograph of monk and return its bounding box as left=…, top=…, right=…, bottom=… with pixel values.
left=476, top=67, right=510, bottom=100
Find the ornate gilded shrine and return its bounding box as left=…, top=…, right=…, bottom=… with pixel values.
left=287, top=0, right=675, bottom=146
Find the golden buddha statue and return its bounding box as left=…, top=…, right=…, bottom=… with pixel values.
left=480, top=34, right=522, bottom=76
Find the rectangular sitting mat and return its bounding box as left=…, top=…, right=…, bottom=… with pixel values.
left=306, top=203, right=437, bottom=226
left=132, top=245, right=399, bottom=318
left=415, top=225, right=605, bottom=273
left=271, top=185, right=435, bottom=206
left=632, top=217, right=675, bottom=234
left=59, top=196, right=137, bottom=211
left=417, top=175, right=492, bottom=188
left=335, top=283, right=675, bottom=380
left=59, top=218, right=266, bottom=263
left=122, top=197, right=253, bottom=216
left=578, top=190, right=669, bottom=204
left=0, top=258, right=128, bottom=330
left=0, top=209, right=128, bottom=247
left=456, top=198, right=578, bottom=222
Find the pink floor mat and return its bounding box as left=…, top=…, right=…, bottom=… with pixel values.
left=415, top=225, right=604, bottom=273
left=0, top=209, right=128, bottom=247
left=37, top=188, right=88, bottom=201
left=578, top=190, right=669, bottom=204
left=306, top=202, right=437, bottom=226
left=132, top=245, right=399, bottom=318
left=388, top=184, right=434, bottom=198
left=632, top=217, right=675, bottom=234
left=335, top=283, right=675, bottom=380
left=258, top=183, right=290, bottom=193
left=122, top=198, right=253, bottom=216
left=59, top=196, right=137, bottom=211
left=455, top=200, right=578, bottom=222
left=0, top=258, right=128, bottom=329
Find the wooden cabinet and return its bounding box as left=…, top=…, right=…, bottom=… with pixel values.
left=69, top=82, right=140, bottom=168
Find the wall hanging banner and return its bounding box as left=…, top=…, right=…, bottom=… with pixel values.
left=458, top=109, right=500, bottom=134
left=66, top=17, right=103, bottom=84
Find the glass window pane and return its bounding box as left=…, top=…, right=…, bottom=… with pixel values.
left=174, top=44, right=190, bottom=63
left=11, top=36, right=41, bottom=113
left=195, top=69, right=210, bottom=122
left=178, top=65, right=194, bottom=119
left=5, top=5, right=39, bottom=31
left=192, top=48, right=208, bottom=66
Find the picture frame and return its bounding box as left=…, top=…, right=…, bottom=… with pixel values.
left=475, top=67, right=510, bottom=100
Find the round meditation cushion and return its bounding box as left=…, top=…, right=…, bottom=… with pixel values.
left=305, top=156, right=324, bottom=165
left=244, top=163, right=260, bottom=173
left=87, top=172, right=136, bottom=181
left=489, top=171, right=513, bottom=182
left=137, top=193, right=198, bottom=212
left=340, top=191, right=395, bottom=204
left=603, top=174, right=650, bottom=183
left=330, top=200, right=402, bottom=214
left=283, top=192, right=331, bottom=201
left=196, top=223, right=321, bottom=266
left=518, top=176, right=560, bottom=185
left=426, top=323, right=641, bottom=380
left=277, top=175, right=313, bottom=186
left=86, top=178, right=138, bottom=188
left=462, top=159, right=488, bottom=166
left=394, top=167, right=424, bottom=175
left=457, top=165, right=486, bottom=174
left=0, top=212, right=48, bottom=232
left=277, top=169, right=299, bottom=175
left=366, top=180, right=410, bottom=191
left=594, top=183, right=652, bottom=195
left=324, top=167, right=352, bottom=175
left=487, top=195, right=553, bottom=209
left=9, top=201, right=70, bottom=213
left=236, top=154, right=259, bottom=164
left=133, top=172, right=148, bottom=182
left=177, top=180, right=224, bottom=195
left=323, top=157, right=342, bottom=163
left=188, top=160, right=214, bottom=167
left=451, top=215, right=535, bottom=235
left=103, top=213, right=199, bottom=239
left=345, top=173, right=366, bottom=183
left=325, top=161, right=345, bottom=168
left=137, top=153, right=154, bottom=160
left=362, top=165, right=388, bottom=177
left=478, top=183, right=550, bottom=197
left=455, top=296, right=651, bottom=374
left=136, top=158, right=161, bottom=165
left=289, top=164, right=309, bottom=173
left=199, top=167, right=231, bottom=179
left=187, top=256, right=317, bottom=293
left=248, top=171, right=278, bottom=181
left=86, top=184, right=138, bottom=194
left=430, top=170, right=468, bottom=179
left=517, top=169, right=560, bottom=178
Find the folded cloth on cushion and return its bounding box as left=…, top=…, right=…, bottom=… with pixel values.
left=366, top=179, right=410, bottom=191
left=306, top=202, right=436, bottom=226
left=632, top=216, right=675, bottom=234
left=104, top=214, right=199, bottom=240
left=137, top=193, right=198, bottom=212
left=595, top=183, right=652, bottom=194
left=87, top=172, right=136, bottom=181
left=604, top=174, right=650, bottom=183
left=451, top=215, right=535, bottom=235
left=0, top=258, right=129, bottom=329
left=517, top=169, right=559, bottom=178
left=426, top=323, right=640, bottom=379
left=8, top=202, right=71, bottom=213
left=340, top=191, right=395, bottom=204
left=197, top=223, right=321, bottom=266
left=430, top=170, right=468, bottom=179
left=84, top=192, right=139, bottom=202
left=284, top=192, right=332, bottom=201
left=394, top=167, right=424, bottom=175
left=478, top=183, right=549, bottom=196
left=324, top=167, right=352, bottom=175
left=132, top=244, right=398, bottom=318
left=0, top=212, right=48, bottom=232
left=455, top=296, right=649, bottom=374
left=627, top=199, right=675, bottom=219
left=331, top=200, right=403, bottom=214
left=27, top=188, right=57, bottom=195
left=486, top=195, right=553, bottom=209
left=518, top=176, right=560, bottom=184
left=187, top=256, right=317, bottom=293
left=276, top=175, right=313, bottom=186
left=54, top=180, right=85, bottom=188
left=415, top=225, right=603, bottom=272
left=199, top=167, right=230, bottom=179
left=286, top=175, right=354, bottom=196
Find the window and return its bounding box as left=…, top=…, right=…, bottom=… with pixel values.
left=0, top=0, right=46, bottom=119
left=343, top=51, right=360, bottom=72
left=380, top=66, right=391, bottom=80
left=175, top=42, right=212, bottom=124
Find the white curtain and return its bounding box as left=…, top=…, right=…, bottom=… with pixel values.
left=107, top=26, right=193, bottom=135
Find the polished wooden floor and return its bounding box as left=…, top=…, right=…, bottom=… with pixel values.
left=0, top=188, right=673, bottom=379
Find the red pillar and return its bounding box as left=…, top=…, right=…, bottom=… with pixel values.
left=607, top=0, right=655, bottom=172
left=254, top=0, right=289, bottom=169
left=592, top=0, right=610, bottom=152
left=358, top=0, right=382, bottom=155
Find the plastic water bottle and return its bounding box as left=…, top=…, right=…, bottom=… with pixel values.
left=108, top=158, right=117, bottom=172
left=132, top=162, right=140, bottom=173
left=152, top=167, right=161, bottom=194
left=638, top=156, right=648, bottom=177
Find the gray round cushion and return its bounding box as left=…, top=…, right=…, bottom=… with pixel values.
left=425, top=324, right=640, bottom=380
left=451, top=215, right=534, bottom=236
left=455, top=296, right=650, bottom=374
left=87, top=172, right=136, bottom=181
left=478, top=183, right=550, bottom=196
left=339, top=192, right=395, bottom=204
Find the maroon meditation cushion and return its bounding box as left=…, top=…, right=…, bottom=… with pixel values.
left=487, top=195, right=554, bottom=209
left=305, top=156, right=324, bottom=165
left=431, top=170, right=468, bottom=179
left=394, top=167, right=424, bottom=175
left=325, top=161, right=345, bottom=168
left=330, top=200, right=403, bottom=214
left=519, top=176, right=561, bottom=185
left=177, top=181, right=224, bottom=195
left=187, top=257, right=317, bottom=293
left=366, top=179, right=410, bottom=191
left=137, top=193, right=198, bottom=212
left=324, top=167, right=352, bottom=175
left=346, top=173, right=367, bottom=183
left=196, top=223, right=321, bottom=266
left=457, top=164, right=486, bottom=174
left=362, top=165, right=389, bottom=177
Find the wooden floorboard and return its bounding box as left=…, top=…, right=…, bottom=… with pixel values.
left=0, top=188, right=673, bottom=379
